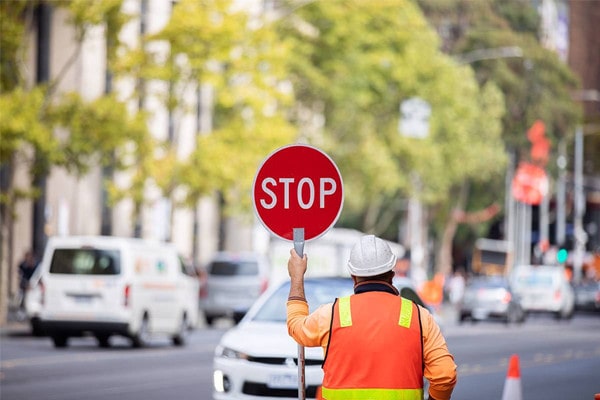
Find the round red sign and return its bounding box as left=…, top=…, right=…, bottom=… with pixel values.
left=252, top=144, right=344, bottom=241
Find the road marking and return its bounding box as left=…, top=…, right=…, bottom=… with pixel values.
left=459, top=347, right=600, bottom=377
left=1, top=343, right=216, bottom=369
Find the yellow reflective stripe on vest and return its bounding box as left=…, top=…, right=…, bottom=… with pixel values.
left=321, top=387, right=424, bottom=400
left=399, top=297, right=413, bottom=328
left=338, top=296, right=412, bottom=328
left=338, top=296, right=353, bottom=327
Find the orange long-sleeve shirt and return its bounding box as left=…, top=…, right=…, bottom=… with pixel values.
left=287, top=299, right=457, bottom=400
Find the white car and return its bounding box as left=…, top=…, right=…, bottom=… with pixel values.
left=213, top=276, right=431, bottom=399
left=511, top=264, right=575, bottom=319
left=213, top=277, right=353, bottom=399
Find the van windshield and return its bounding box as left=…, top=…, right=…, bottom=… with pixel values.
left=209, top=261, right=258, bottom=276
left=49, top=248, right=121, bottom=275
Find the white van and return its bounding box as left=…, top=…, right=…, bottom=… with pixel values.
left=30, top=235, right=199, bottom=348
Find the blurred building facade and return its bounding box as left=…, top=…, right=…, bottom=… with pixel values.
left=3, top=0, right=599, bottom=323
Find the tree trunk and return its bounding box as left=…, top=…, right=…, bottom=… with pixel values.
left=435, top=181, right=469, bottom=276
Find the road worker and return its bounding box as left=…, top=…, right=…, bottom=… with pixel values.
left=287, top=234, right=457, bottom=400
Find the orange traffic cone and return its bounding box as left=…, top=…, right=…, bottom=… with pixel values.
left=501, top=354, right=523, bottom=400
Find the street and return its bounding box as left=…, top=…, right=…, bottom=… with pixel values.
left=1, top=311, right=599, bottom=400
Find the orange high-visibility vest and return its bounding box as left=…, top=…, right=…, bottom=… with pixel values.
left=321, top=292, right=424, bottom=400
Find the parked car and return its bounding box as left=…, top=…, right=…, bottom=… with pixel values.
left=458, top=275, right=526, bottom=324
left=30, top=235, right=199, bottom=348
left=200, top=251, right=270, bottom=326
left=212, top=276, right=432, bottom=400
left=574, top=281, right=600, bottom=312
left=510, top=265, right=575, bottom=319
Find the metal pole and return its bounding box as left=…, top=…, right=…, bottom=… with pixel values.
left=523, top=203, right=532, bottom=266
left=505, top=151, right=516, bottom=272
left=540, top=186, right=550, bottom=248
left=33, top=3, right=52, bottom=256
left=556, top=139, right=567, bottom=246
left=573, top=126, right=586, bottom=284
left=293, top=228, right=306, bottom=400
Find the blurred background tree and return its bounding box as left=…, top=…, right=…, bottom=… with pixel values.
left=113, top=0, right=297, bottom=234
left=416, top=0, right=582, bottom=271
left=0, top=0, right=151, bottom=252
left=274, top=0, right=507, bottom=275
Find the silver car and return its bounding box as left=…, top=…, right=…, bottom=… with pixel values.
left=200, top=251, right=270, bottom=326
left=458, top=275, right=526, bottom=324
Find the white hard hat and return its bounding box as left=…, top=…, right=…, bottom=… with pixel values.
left=347, top=235, right=397, bottom=277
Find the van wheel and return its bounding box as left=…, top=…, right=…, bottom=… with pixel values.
left=172, top=315, right=189, bottom=346
left=132, top=316, right=151, bottom=348
left=52, top=335, right=68, bottom=348
left=96, top=334, right=111, bottom=348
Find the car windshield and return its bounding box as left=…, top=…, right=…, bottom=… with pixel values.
left=49, top=248, right=120, bottom=275
left=252, top=278, right=354, bottom=323
left=209, top=260, right=258, bottom=276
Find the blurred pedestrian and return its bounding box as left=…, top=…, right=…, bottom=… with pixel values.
left=18, top=250, right=38, bottom=310
left=448, top=268, right=466, bottom=306
left=287, top=235, right=457, bottom=400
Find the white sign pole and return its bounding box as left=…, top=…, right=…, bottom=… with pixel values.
left=293, top=228, right=306, bottom=400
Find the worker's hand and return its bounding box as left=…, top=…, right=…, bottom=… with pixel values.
left=288, top=248, right=307, bottom=281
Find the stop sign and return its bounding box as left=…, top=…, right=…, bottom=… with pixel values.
left=252, top=144, right=344, bottom=241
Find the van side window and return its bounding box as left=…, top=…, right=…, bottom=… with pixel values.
left=49, top=249, right=120, bottom=275
left=209, top=261, right=259, bottom=276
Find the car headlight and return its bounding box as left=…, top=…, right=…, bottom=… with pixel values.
left=215, top=345, right=249, bottom=360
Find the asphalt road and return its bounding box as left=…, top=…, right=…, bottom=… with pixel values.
left=1, top=310, right=599, bottom=400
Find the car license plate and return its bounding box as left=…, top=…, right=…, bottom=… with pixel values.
left=71, top=295, right=94, bottom=304
left=267, top=374, right=298, bottom=389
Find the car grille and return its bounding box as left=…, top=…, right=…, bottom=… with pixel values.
left=242, top=382, right=319, bottom=398
left=247, top=356, right=322, bottom=366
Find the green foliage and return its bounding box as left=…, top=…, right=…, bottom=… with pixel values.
left=415, top=0, right=582, bottom=267
left=418, top=0, right=581, bottom=152
left=0, top=0, right=33, bottom=91
left=0, top=0, right=150, bottom=217
left=116, top=0, right=298, bottom=213
left=50, top=93, right=150, bottom=174
left=0, top=87, right=59, bottom=174
left=276, top=0, right=506, bottom=237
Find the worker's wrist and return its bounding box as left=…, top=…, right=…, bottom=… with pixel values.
left=287, top=296, right=307, bottom=302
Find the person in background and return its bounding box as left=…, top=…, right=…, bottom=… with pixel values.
left=287, top=235, right=457, bottom=400
left=18, top=250, right=38, bottom=310
left=448, top=268, right=466, bottom=306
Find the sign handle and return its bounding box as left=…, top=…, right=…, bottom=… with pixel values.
left=293, top=227, right=306, bottom=400
left=297, top=343, right=306, bottom=400
left=293, top=228, right=305, bottom=257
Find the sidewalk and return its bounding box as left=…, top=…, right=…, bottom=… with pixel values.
left=0, top=308, right=31, bottom=337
